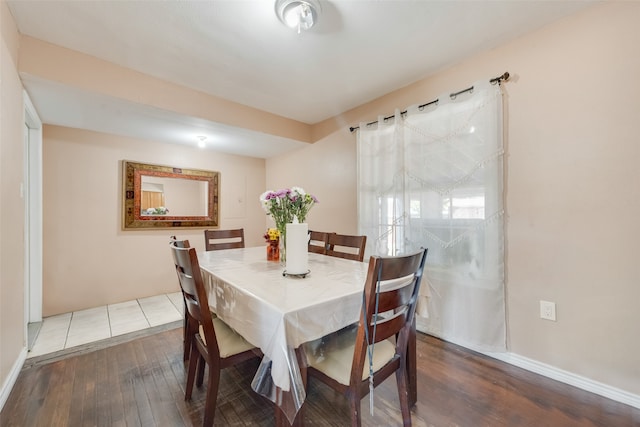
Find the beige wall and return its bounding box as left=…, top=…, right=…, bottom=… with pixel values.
left=42, top=126, right=266, bottom=315
left=504, top=3, right=639, bottom=395
left=266, top=127, right=358, bottom=235
left=0, top=0, right=25, bottom=398
left=286, top=2, right=640, bottom=396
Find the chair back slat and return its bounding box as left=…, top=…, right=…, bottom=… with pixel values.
left=375, top=281, right=415, bottom=313
left=169, top=235, right=190, bottom=263
left=326, top=233, right=367, bottom=262
left=377, top=254, right=424, bottom=281
left=204, top=228, right=245, bottom=251
left=308, top=230, right=331, bottom=254
left=169, top=235, right=190, bottom=248
left=367, top=312, right=407, bottom=343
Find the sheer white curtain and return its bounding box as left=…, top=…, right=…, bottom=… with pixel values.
left=357, top=80, right=506, bottom=352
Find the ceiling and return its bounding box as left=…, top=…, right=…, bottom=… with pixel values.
left=8, top=0, right=595, bottom=158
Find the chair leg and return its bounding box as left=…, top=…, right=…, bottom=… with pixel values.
left=395, top=367, right=412, bottom=426
left=184, top=316, right=195, bottom=362
left=202, top=364, right=221, bottom=427
left=185, top=341, right=199, bottom=400
left=349, top=395, right=362, bottom=427
left=183, top=306, right=188, bottom=361
left=196, top=354, right=206, bottom=387
left=408, top=319, right=417, bottom=407
left=186, top=317, right=199, bottom=362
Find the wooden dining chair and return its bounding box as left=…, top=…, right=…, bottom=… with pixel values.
left=171, top=244, right=261, bottom=427
left=169, top=236, right=198, bottom=362
left=304, top=248, right=428, bottom=427
left=204, top=228, right=245, bottom=251
left=326, top=233, right=367, bottom=262
left=308, top=230, right=332, bottom=255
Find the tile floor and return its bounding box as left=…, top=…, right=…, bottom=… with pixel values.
left=28, top=292, right=184, bottom=358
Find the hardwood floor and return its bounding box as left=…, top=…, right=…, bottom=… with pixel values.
left=2, top=326, right=638, bottom=426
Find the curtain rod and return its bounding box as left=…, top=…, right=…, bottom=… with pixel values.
left=349, top=71, right=509, bottom=133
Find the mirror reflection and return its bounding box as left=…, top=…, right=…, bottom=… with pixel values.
left=122, top=160, right=219, bottom=230
left=140, top=176, right=208, bottom=216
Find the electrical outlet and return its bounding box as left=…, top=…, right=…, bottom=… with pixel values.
left=540, top=300, right=556, bottom=321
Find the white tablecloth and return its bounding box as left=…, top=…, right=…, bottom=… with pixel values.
left=198, top=246, right=369, bottom=422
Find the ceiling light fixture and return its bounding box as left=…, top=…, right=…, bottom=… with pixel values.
left=197, top=135, right=207, bottom=148
left=275, top=0, right=321, bottom=34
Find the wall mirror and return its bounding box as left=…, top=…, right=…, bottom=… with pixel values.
left=122, top=160, right=219, bottom=230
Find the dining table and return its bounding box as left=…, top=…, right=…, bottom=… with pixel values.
left=198, top=246, right=418, bottom=426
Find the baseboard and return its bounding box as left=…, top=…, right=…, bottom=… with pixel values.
left=483, top=351, right=640, bottom=410
left=0, top=346, right=27, bottom=412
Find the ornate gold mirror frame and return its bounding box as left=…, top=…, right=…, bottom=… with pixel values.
left=122, top=160, right=219, bottom=230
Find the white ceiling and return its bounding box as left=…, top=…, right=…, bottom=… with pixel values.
left=8, top=0, right=596, bottom=158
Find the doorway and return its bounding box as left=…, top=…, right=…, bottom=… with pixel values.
left=23, top=91, right=43, bottom=350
